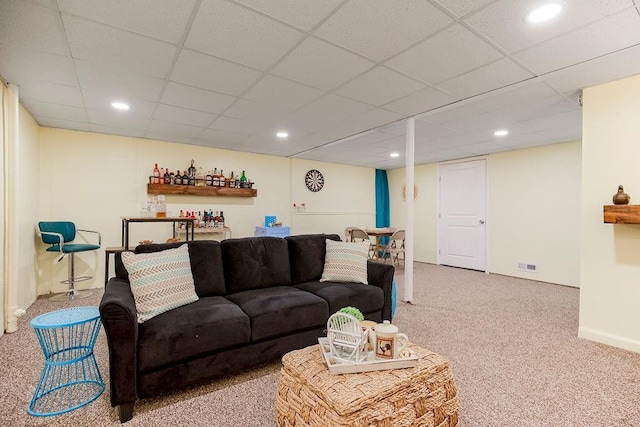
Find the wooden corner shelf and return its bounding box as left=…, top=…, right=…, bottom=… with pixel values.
left=603, top=205, right=640, bottom=224
left=147, top=184, right=257, bottom=197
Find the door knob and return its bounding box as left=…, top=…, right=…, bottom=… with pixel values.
left=479, top=219, right=485, bottom=224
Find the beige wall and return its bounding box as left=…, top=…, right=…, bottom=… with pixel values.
left=387, top=141, right=582, bottom=287
left=37, top=128, right=375, bottom=295
left=580, top=75, right=640, bottom=353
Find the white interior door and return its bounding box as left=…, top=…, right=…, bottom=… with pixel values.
left=438, top=159, right=486, bottom=271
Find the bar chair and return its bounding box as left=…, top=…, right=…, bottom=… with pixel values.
left=38, top=221, right=101, bottom=301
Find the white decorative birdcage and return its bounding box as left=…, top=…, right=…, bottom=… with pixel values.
left=326, top=312, right=368, bottom=364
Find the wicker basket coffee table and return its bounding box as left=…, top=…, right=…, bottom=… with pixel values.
left=276, top=342, right=458, bottom=427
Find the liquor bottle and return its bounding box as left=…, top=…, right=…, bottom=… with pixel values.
left=206, top=170, right=213, bottom=186
left=181, top=170, right=189, bottom=185
left=175, top=170, right=181, bottom=185
left=228, top=171, right=234, bottom=188
left=212, top=168, right=219, bottom=187
left=165, top=169, right=172, bottom=184
left=219, top=211, right=225, bottom=227
left=153, top=163, right=160, bottom=184
left=218, top=169, right=224, bottom=187
left=188, top=159, right=196, bottom=179
left=240, top=170, right=247, bottom=187
left=214, top=210, right=220, bottom=227
left=179, top=209, right=184, bottom=217
left=159, top=167, right=165, bottom=184
left=196, top=167, right=205, bottom=186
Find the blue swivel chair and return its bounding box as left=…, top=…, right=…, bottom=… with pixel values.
left=38, top=221, right=101, bottom=301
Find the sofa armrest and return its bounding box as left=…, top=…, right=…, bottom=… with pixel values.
left=366, top=261, right=395, bottom=321
left=99, top=278, right=138, bottom=409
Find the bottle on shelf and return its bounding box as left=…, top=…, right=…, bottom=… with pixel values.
left=212, top=168, right=219, bottom=187
left=219, top=211, right=225, bottom=227
left=214, top=210, right=220, bottom=227
left=218, top=169, right=225, bottom=187
left=159, top=167, right=165, bottom=184
left=152, top=163, right=160, bottom=184
left=240, top=170, right=247, bottom=187
left=228, top=171, right=234, bottom=188
left=206, top=170, right=213, bottom=186
left=165, top=169, right=171, bottom=185
left=181, top=170, right=189, bottom=185
left=196, top=167, right=205, bottom=186
left=188, top=159, right=196, bottom=179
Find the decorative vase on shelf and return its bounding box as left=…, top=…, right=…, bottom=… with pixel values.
left=612, top=185, right=630, bottom=205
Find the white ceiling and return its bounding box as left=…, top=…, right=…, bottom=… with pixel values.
left=1, top=0, right=640, bottom=169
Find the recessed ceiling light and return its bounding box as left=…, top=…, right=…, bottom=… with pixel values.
left=494, top=129, right=509, bottom=137
left=276, top=131, right=289, bottom=138
left=526, top=2, right=563, bottom=23
left=111, top=101, right=130, bottom=110
left=390, top=152, right=400, bottom=158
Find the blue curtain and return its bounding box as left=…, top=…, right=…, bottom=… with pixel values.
left=375, top=169, right=390, bottom=252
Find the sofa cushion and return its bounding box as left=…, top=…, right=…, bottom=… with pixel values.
left=134, top=240, right=226, bottom=297
left=121, top=244, right=199, bottom=323
left=221, top=237, right=291, bottom=293
left=285, top=234, right=341, bottom=285
left=226, top=287, right=328, bottom=342
left=320, top=239, right=369, bottom=285
left=137, top=296, right=250, bottom=372
left=295, top=280, right=384, bottom=317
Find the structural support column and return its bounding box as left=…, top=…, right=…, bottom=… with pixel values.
left=404, top=118, right=414, bottom=303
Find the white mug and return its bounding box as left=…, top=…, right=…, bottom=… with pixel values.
left=374, top=320, right=408, bottom=360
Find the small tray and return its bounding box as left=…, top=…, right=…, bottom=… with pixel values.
left=318, top=337, right=418, bottom=375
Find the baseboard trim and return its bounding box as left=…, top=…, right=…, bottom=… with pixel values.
left=578, top=327, right=640, bottom=353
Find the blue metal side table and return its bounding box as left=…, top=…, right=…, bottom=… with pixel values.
left=27, top=306, right=104, bottom=416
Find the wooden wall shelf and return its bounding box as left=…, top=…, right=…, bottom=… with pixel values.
left=147, top=184, right=257, bottom=197
left=603, top=205, right=640, bottom=224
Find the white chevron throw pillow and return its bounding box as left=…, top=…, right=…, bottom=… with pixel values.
left=122, top=244, right=198, bottom=323
left=320, top=239, right=369, bottom=285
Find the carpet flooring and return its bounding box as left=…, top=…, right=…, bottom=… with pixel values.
left=1, top=262, right=639, bottom=426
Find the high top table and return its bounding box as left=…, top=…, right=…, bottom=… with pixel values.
left=121, top=216, right=195, bottom=250
left=28, top=307, right=104, bottom=417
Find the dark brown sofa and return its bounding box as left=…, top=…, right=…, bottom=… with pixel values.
left=99, top=233, right=395, bottom=422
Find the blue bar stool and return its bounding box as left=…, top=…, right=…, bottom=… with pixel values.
left=28, top=307, right=104, bottom=417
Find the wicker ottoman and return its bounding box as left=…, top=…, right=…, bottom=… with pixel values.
left=276, top=343, right=458, bottom=427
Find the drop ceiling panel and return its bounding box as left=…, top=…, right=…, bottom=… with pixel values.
left=491, top=95, right=579, bottom=123
left=271, top=37, right=374, bottom=91
left=209, top=116, right=268, bottom=135
left=91, top=124, right=145, bottom=138
left=382, top=87, right=457, bottom=116
left=421, top=103, right=488, bottom=126
left=282, top=94, right=373, bottom=133
left=193, top=129, right=250, bottom=147
left=242, top=75, right=323, bottom=111
left=0, top=0, right=68, bottom=55
left=234, top=0, right=343, bottom=31
left=153, top=104, right=217, bottom=128
left=517, top=110, right=582, bottom=132
left=62, top=15, right=177, bottom=78
left=335, top=66, right=425, bottom=106
left=430, top=0, right=495, bottom=18
left=415, top=120, right=466, bottom=141
left=464, top=0, right=632, bottom=54
left=171, top=50, right=262, bottom=96
left=386, top=24, right=503, bottom=85
left=471, top=82, right=559, bottom=111
left=37, top=117, right=92, bottom=132
left=514, top=8, right=640, bottom=75
left=0, top=44, right=77, bottom=86
left=161, top=82, right=237, bottom=115
left=543, top=44, right=640, bottom=94
left=87, top=108, right=150, bottom=130
left=315, top=0, right=453, bottom=62
left=75, top=61, right=165, bottom=102
left=57, top=0, right=196, bottom=44
left=27, top=100, right=88, bottom=122
left=435, top=58, right=534, bottom=99
left=19, top=81, right=83, bottom=107
left=186, top=0, right=303, bottom=71
left=83, top=91, right=157, bottom=117
left=145, top=119, right=205, bottom=143
left=224, top=99, right=290, bottom=125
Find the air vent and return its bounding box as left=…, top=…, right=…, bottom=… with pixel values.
left=517, top=262, right=537, bottom=272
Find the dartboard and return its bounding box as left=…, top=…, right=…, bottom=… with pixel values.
left=305, top=169, right=324, bottom=192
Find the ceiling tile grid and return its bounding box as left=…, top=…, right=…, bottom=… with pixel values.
left=1, top=0, right=640, bottom=169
